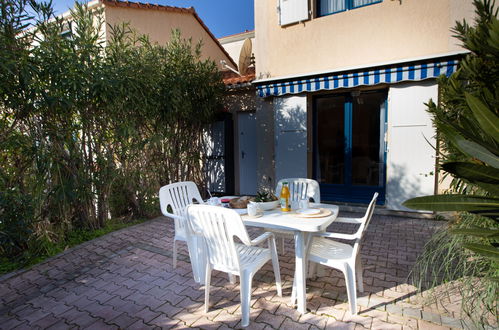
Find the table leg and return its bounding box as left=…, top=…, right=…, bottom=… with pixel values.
left=294, top=231, right=312, bottom=314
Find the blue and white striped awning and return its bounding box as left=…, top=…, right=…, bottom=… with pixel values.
left=255, top=58, right=459, bottom=98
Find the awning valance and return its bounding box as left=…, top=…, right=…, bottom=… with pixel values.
left=255, top=57, right=459, bottom=98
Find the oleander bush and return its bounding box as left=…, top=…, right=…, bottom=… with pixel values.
left=0, top=0, right=223, bottom=268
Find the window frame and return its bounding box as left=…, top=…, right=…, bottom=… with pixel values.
left=316, top=0, right=383, bottom=17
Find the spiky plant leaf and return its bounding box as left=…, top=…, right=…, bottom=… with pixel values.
left=403, top=194, right=499, bottom=211
left=474, top=182, right=499, bottom=196
left=462, top=243, right=499, bottom=262
left=442, top=162, right=499, bottom=184
left=450, top=227, right=499, bottom=238
left=465, top=93, right=499, bottom=144
left=456, top=139, right=499, bottom=168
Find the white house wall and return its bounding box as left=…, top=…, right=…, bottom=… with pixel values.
left=386, top=81, right=438, bottom=211
left=274, top=95, right=308, bottom=182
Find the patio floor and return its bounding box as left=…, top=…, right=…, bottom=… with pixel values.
left=0, top=213, right=472, bottom=329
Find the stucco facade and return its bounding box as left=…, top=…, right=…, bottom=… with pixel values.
left=60, top=0, right=235, bottom=71
left=252, top=0, right=475, bottom=210
left=255, top=0, right=474, bottom=79
left=103, top=4, right=234, bottom=70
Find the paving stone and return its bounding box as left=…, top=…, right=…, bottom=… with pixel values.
left=109, top=312, right=140, bottom=328
left=45, top=319, right=71, bottom=330
left=152, top=301, right=183, bottom=318
left=149, top=313, right=181, bottom=328
left=213, top=309, right=241, bottom=328
left=275, top=303, right=302, bottom=322
left=371, top=318, right=402, bottom=330
left=402, top=307, right=422, bottom=319
left=325, top=319, right=356, bottom=329
left=441, top=315, right=463, bottom=329
left=0, top=216, right=477, bottom=330
left=422, top=310, right=443, bottom=325
left=132, top=306, right=161, bottom=324
left=126, top=319, right=151, bottom=329
left=1, top=317, right=27, bottom=329
left=299, top=312, right=328, bottom=329
left=254, top=309, right=285, bottom=328
left=87, top=318, right=119, bottom=329
left=386, top=303, right=404, bottom=316
left=417, top=319, right=452, bottom=329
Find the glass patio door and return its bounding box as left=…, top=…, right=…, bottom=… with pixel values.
left=313, top=90, right=387, bottom=204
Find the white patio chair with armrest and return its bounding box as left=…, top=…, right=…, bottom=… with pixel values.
left=159, top=181, right=204, bottom=270
left=305, top=192, right=378, bottom=315
left=270, top=178, right=321, bottom=253
left=187, top=204, right=282, bottom=327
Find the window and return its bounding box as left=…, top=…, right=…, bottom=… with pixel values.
left=317, top=0, right=382, bottom=17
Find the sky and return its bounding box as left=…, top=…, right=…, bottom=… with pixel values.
left=51, top=0, right=255, bottom=38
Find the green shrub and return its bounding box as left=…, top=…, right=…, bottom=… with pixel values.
left=0, top=1, right=223, bottom=265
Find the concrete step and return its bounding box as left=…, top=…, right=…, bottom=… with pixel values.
left=323, top=201, right=436, bottom=219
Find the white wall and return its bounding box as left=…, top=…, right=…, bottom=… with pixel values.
left=386, top=81, right=438, bottom=211
left=274, top=95, right=307, bottom=182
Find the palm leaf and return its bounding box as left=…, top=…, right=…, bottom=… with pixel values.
left=465, top=93, right=499, bottom=144
left=457, top=139, right=499, bottom=168
left=438, top=117, right=499, bottom=158
left=462, top=243, right=499, bottom=262
left=442, top=162, right=499, bottom=184
left=403, top=194, right=499, bottom=211
left=450, top=228, right=499, bottom=238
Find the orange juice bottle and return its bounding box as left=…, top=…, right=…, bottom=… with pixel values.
left=280, top=182, right=291, bottom=212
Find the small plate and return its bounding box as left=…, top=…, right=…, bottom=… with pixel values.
left=231, top=208, right=247, bottom=215
left=242, top=213, right=263, bottom=219
left=295, top=208, right=321, bottom=215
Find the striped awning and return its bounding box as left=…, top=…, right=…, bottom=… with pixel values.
left=255, top=57, right=459, bottom=98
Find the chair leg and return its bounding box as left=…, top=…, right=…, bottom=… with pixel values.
left=343, top=263, right=358, bottom=315
left=269, top=238, right=282, bottom=297
left=356, top=256, right=364, bottom=293
left=308, top=261, right=317, bottom=279
left=290, top=277, right=297, bottom=306
left=316, top=264, right=326, bottom=277
left=240, top=271, right=253, bottom=327
left=172, top=239, right=178, bottom=269
left=204, top=263, right=212, bottom=313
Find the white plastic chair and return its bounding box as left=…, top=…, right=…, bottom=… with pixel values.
left=275, top=178, right=321, bottom=204
left=187, top=204, right=282, bottom=327
left=272, top=178, right=321, bottom=252
left=159, top=181, right=204, bottom=269
left=306, top=192, right=378, bottom=315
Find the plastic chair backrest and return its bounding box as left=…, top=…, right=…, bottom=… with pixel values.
left=159, top=181, right=204, bottom=232
left=275, top=178, right=321, bottom=203
left=352, top=192, right=378, bottom=256
left=187, top=205, right=252, bottom=273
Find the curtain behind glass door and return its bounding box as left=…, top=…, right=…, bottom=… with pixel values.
left=351, top=92, right=385, bottom=186
left=315, top=95, right=345, bottom=184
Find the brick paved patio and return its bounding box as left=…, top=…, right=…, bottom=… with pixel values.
left=0, top=213, right=474, bottom=329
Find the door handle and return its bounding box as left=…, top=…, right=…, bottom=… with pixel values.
left=242, top=151, right=245, bottom=159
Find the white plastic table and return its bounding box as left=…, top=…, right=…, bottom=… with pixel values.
left=243, top=203, right=339, bottom=314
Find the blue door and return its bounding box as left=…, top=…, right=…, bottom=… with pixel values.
left=312, top=90, right=387, bottom=204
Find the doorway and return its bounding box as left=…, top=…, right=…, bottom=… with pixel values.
left=313, top=90, right=387, bottom=204
left=237, top=112, right=257, bottom=195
